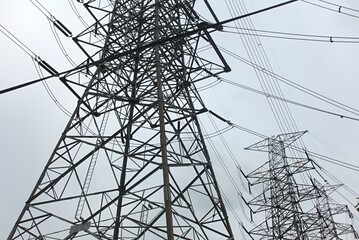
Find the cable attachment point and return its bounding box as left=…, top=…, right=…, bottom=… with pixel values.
left=53, top=20, right=73, bottom=38
left=35, top=56, right=59, bottom=76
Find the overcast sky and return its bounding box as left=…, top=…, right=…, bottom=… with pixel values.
left=1, top=0, right=359, bottom=238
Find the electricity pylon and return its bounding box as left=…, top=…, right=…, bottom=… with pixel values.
left=309, top=179, right=358, bottom=239
left=243, top=132, right=357, bottom=239
left=8, top=1, right=234, bottom=239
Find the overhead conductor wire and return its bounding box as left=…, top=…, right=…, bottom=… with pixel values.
left=222, top=25, right=359, bottom=44
left=301, top=0, right=359, bottom=19
left=224, top=0, right=301, bottom=137
left=0, top=24, right=37, bottom=58
left=217, top=45, right=359, bottom=118
left=0, top=0, right=300, bottom=95
left=221, top=0, right=359, bottom=230
left=223, top=0, right=311, bottom=208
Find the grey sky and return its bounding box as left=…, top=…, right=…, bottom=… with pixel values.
left=1, top=0, right=359, bottom=238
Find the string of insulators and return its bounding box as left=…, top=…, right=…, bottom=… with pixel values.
left=30, top=0, right=72, bottom=37
left=35, top=56, right=59, bottom=76
left=53, top=20, right=72, bottom=38
left=0, top=23, right=58, bottom=76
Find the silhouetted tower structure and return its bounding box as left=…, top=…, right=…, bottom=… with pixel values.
left=243, top=132, right=357, bottom=239
left=309, top=179, right=358, bottom=239
left=8, top=0, right=234, bottom=239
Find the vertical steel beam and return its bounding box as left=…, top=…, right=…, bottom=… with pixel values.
left=154, top=1, right=174, bottom=239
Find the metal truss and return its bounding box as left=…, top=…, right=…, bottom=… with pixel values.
left=307, top=179, right=359, bottom=239
left=8, top=0, right=234, bottom=239
left=243, top=132, right=357, bottom=240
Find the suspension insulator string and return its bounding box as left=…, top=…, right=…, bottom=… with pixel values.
left=30, top=0, right=73, bottom=37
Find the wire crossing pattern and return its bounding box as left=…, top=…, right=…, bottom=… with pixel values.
left=8, top=0, right=234, bottom=239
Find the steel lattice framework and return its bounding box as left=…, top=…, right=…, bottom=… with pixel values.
left=308, top=179, right=358, bottom=239
left=8, top=0, right=234, bottom=239
left=243, top=132, right=357, bottom=240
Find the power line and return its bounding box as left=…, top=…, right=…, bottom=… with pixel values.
left=224, top=0, right=302, bottom=137
left=0, top=24, right=36, bottom=58
left=0, top=0, right=300, bottom=95
left=207, top=107, right=359, bottom=192
left=30, top=0, right=54, bottom=20
left=301, top=0, right=359, bottom=19
left=291, top=145, right=359, bottom=172
left=219, top=76, right=359, bottom=121
left=316, top=0, right=359, bottom=13
left=218, top=45, right=359, bottom=117
left=68, top=0, right=90, bottom=28
left=222, top=25, right=359, bottom=43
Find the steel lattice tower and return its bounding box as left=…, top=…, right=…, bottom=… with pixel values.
left=243, top=132, right=357, bottom=240
left=309, top=179, right=358, bottom=239
left=8, top=1, right=234, bottom=239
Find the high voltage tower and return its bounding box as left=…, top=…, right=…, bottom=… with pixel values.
left=8, top=0, right=234, bottom=239
left=5, top=1, right=359, bottom=240
left=243, top=132, right=358, bottom=239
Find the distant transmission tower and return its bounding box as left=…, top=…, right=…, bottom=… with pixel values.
left=310, top=179, right=358, bottom=239
left=8, top=1, right=234, bottom=239
left=243, top=132, right=357, bottom=239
